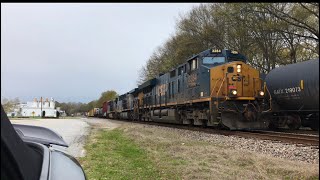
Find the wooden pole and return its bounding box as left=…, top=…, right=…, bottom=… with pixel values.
left=40, top=97, right=43, bottom=118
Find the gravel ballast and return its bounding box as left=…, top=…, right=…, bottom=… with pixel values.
left=139, top=124, right=319, bottom=164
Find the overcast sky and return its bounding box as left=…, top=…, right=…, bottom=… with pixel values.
left=1, top=3, right=200, bottom=103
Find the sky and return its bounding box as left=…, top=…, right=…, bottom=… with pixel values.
left=1, top=3, right=200, bottom=103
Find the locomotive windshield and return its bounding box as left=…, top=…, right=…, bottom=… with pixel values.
left=225, top=50, right=247, bottom=63
left=203, top=57, right=225, bottom=65
left=227, top=57, right=246, bottom=63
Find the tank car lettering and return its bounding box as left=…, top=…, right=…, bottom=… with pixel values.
left=284, top=86, right=301, bottom=94
left=274, top=89, right=283, bottom=95
left=285, top=88, right=289, bottom=93
left=274, top=86, right=301, bottom=95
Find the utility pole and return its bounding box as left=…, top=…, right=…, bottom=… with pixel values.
left=40, top=96, right=43, bottom=118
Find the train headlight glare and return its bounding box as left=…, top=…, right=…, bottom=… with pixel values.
left=259, top=91, right=264, bottom=96
left=231, top=90, right=237, bottom=95
left=236, top=64, right=241, bottom=73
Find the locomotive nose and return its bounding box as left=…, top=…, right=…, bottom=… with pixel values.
left=243, top=109, right=256, bottom=122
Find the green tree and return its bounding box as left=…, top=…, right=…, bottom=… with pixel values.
left=260, top=3, right=319, bottom=42
left=96, top=90, right=118, bottom=108
left=56, top=101, right=89, bottom=116
left=1, top=97, right=20, bottom=113
left=86, top=100, right=97, bottom=111
left=138, top=3, right=319, bottom=83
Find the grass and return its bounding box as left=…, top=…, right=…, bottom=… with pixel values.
left=120, top=124, right=319, bottom=180
left=79, top=123, right=319, bottom=180
left=79, top=129, right=172, bottom=180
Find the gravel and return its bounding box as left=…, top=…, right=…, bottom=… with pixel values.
left=11, top=118, right=91, bottom=157
left=139, top=124, right=319, bottom=164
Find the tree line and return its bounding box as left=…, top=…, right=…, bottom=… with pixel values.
left=56, top=90, right=118, bottom=115
left=1, top=90, right=118, bottom=116
left=137, top=3, right=319, bottom=84
left=1, top=97, right=20, bottom=113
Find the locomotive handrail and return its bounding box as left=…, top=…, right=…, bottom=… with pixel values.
left=216, top=77, right=225, bottom=99
left=262, top=80, right=272, bottom=113
left=216, top=77, right=226, bottom=108
left=210, top=78, right=222, bottom=97
left=253, top=77, right=257, bottom=96
left=254, top=77, right=264, bottom=96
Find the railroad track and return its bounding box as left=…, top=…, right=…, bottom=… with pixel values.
left=232, top=130, right=319, bottom=146
left=115, top=119, right=319, bottom=147
left=265, top=128, right=319, bottom=136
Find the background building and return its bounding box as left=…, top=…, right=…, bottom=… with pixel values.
left=7, top=97, right=59, bottom=118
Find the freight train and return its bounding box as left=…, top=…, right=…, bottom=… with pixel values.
left=263, top=59, right=319, bottom=130
left=89, top=50, right=319, bottom=131
left=91, top=49, right=271, bottom=130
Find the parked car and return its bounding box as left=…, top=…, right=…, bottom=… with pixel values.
left=1, top=105, right=87, bottom=180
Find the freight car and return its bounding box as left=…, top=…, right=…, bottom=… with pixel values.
left=264, top=59, right=319, bottom=130
left=87, top=109, right=94, bottom=117
left=102, top=101, right=108, bottom=118
left=87, top=108, right=100, bottom=117
left=107, top=49, right=270, bottom=130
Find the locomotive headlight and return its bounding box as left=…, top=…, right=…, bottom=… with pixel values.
left=259, top=91, right=264, bottom=96
left=236, top=64, right=241, bottom=73
left=231, top=89, right=237, bottom=95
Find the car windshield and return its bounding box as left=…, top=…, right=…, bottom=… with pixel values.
left=202, top=57, right=225, bottom=65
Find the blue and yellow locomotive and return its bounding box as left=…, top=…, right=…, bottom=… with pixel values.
left=107, top=49, right=270, bottom=130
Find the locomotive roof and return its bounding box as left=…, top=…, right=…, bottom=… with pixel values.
left=186, top=49, right=247, bottom=62
left=138, top=78, right=157, bottom=90
left=128, top=88, right=139, bottom=95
